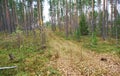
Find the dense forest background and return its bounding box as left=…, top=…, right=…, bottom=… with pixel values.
left=0, top=0, right=120, bottom=76
left=0, top=0, right=120, bottom=44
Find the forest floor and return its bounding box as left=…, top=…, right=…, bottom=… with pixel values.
left=47, top=29, right=120, bottom=76
left=0, top=29, right=120, bottom=76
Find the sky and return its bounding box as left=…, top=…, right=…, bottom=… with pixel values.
left=43, top=0, right=50, bottom=22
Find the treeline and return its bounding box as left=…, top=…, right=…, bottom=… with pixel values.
left=0, top=0, right=43, bottom=33
left=49, top=0, right=120, bottom=44
left=0, top=0, right=46, bottom=46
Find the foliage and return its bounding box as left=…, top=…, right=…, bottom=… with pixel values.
left=91, top=31, right=97, bottom=45
left=74, top=27, right=81, bottom=41
left=16, top=26, right=23, bottom=34
left=113, top=14, right=120, bottom=38
left=0, top=32, right=59, bottom=76
left=79, top=13, right=89, bottom=35
left=117, top=48, right=120, bottom=58
left=82, top=36, right=120, bottom=55
left=74, top=13, right=89, bottom=41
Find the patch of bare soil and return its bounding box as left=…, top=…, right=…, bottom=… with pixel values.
left=47, top=30, right=120, bottom=76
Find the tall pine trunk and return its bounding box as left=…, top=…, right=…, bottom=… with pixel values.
left=102, top=0, right=106, bottom=40
left=65, top=0, right=68, bottom=38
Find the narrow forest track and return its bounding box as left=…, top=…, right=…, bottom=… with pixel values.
left=47, top=29, right=120, bottom=76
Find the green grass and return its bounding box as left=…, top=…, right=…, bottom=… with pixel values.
left=0, top=32, right=61, bottom=76
left=54, top=31, right=120, bottom=57
left=81, top=36, right=120, bottom=57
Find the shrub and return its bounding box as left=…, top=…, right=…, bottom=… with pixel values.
left=91, top=32, right=97, bottom=45
left=79, top=13, right=89, bottom=35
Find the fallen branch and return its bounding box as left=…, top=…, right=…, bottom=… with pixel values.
left=0, top=66, right=17, bottom=70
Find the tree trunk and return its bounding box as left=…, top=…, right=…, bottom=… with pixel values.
left=37, top=0, right=46, bottom=47
left=102, top=0, right=106, bottom=40
left=65, top=0, right=69, bottom=38
left=5, top=0, right=11, bottom=33
left=92, top=0, right=95, bottom=33
left=106, top=0, right=108, bottom=38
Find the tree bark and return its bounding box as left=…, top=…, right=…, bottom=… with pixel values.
left=102, top=0, right=106, bottom=40
left=65, top=0, right=69, bottom=38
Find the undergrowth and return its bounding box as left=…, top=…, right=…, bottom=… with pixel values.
left=54, top=31, right=120, bottom=57
left=0, top=32, right=61, bottom=76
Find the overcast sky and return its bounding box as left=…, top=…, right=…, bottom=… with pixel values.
left=43, top=0, right=50, bottom=22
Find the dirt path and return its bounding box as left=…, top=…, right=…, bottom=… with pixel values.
left=47, top=30, right=120, bottom=76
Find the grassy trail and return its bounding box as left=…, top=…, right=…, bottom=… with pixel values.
left=47, top=29, right=120, bottom=76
